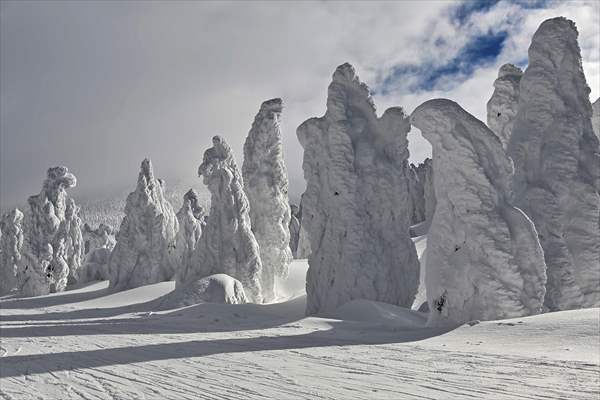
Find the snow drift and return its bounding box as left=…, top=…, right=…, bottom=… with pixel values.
left=298, top=63, right=419, bottom=315
left=411, top=98, right=547, bottom=326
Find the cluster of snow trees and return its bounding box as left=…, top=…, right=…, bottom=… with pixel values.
left=1, top=17, right=598, bottom=325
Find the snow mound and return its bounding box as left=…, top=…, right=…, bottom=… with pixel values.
left=412, top=98, right=547, bottom=326
left=334, top=299, right=427, bottom=329
left=161, top=274, right=248, bottom=308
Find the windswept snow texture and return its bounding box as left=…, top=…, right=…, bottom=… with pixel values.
left=243, top=98, right=292, bottom=302
left=412, top=99, right=547, bottom=326
left=109, top=159, right=179, bottom=290
left=175, top=189, right=205, bottom=282
left=507, top=17, right=600, bottom=311
left=189, top=136, right=263, bottom=303
left=26, top=166, right=81, bottom=294
left=298, top=63, right=419, bottom=315
left=487, top=64, right=523, bottom=148
left=0, top=209, right=24, bottom=295
left=80, top=223, right=115, bottom=281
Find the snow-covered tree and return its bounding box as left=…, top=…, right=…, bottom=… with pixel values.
left=412, top=98, right=547, bottom=326
left=109, top=159, right=179, bottom=290
left=185, top=136, right=263, bottom=303
left=507, top=17, right=600, bottom=310
left=298, top=63, right=419, bottom=315
left=243, top=98, right=292, bottom=302
left=0, top=209, right=24, bottom=295
left=487, top=64, right=522, bottom=149
left=175, top=189, right=206, bottom=281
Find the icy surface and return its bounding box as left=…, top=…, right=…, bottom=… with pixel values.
left=80, top=223, right=116, bottom=281
left=161, top=274, right=247, bottom=308
left=0, top=267, right=598, bottom=400
left=187, top=136, right=263, bottom=303
left=243, top=98, right=292, bottom=302
left=25, top=166, right=81, bottom=294
left=412, top=99, right=547, bottom=326
left=0, top=209, right=24, bottom=295
left=507, top=17, right=600, bottom=310
left=298, top=63, right=419, bottom=315
left=174, top=189, right=205, bottom=282
left=109, top=159, right=179, bottom=290
left=486, top=64, right=523, bottom=148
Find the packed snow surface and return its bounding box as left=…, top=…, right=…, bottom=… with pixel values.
left=298, top=63, right=419, bottom=315
left=0, top=258, right=598, bottom=400
left=507, top=17, right=600, bottom=311
left=411, top=99, right=547, bottom=326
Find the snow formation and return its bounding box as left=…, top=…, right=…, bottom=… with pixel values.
left=0, top=209, right=24, bottom=295
left=298, top=63, right=419, bottom=315
left=288, top=203, right=301, bottom=258
left=186, top=136, right=263, bottom=303
left=162, top=274, right=248, bottom=307
left=593, top=98, right=599, bottom=138
left=243, top=98, right=292, bottom=302
left=487, top=64, right=523, bottom=148
left=407, top=159, right=435, bottom=226
left=26, top=166, right=82, bottom=293
left=109, top=159, right=179, bottom=290
left=175, top=189, right=206, bottom=281
left=411, top=98, right=547, bottom=326
left=80, top=223, right=116, bottom=281
left=507, top=17, right=600, bottom=311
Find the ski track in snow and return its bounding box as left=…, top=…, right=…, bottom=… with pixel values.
left=0, top=261, right=598, bottom=400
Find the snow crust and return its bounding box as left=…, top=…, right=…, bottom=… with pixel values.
left=298, top=63, right=419, bottom=315
left=109, top=159, right=179, bottom=290
left=486, top=63, right=523, bottom=148
left=174, top=189, right=205, bottom=282
left=0, top=209, right=24, bottom=295
left=507, top=17, right=600, bottom=311
left=243, top=98, right=292, bottom=302
left=186, top=136, right=263, bottom=303
left=25, top=166, right=83, bottom=294
left=411, top=98, right=547, bottom=326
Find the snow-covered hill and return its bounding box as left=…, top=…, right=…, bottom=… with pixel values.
left=1, top=259, right=598, bottom=400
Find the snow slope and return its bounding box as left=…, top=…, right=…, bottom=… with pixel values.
left=1, top=258, right=598, bottom=400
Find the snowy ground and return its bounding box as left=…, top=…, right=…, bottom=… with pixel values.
left=1, top=260, right=598, bottom=400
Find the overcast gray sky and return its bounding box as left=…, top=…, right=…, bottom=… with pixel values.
left=1, top=0, right=599, bottom=208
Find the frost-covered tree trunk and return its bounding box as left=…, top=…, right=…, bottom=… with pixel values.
left=109, top=159, right=179, bottom=290
left=487, top=64, right=522, bottom=149
left=26, top=166, right=82, bottom=293
left=298, top=63, right=419, bottom=315
left=407, top=165, right=426, bottom=225
left=295, top=199, right=311, bottom=259
left=186, top=136, right=263, bottom=303
left=175, top=189, right=206, bottom=282
left=0, top=209, right=24, bottom=295
left=507, top=18, right=600, bottom=311
left=412, top=99, right=547, bottom=326
left=243, top=98, right=292, bottom=302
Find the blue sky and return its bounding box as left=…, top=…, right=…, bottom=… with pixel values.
left=1, top=0, right=599, bottom=207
